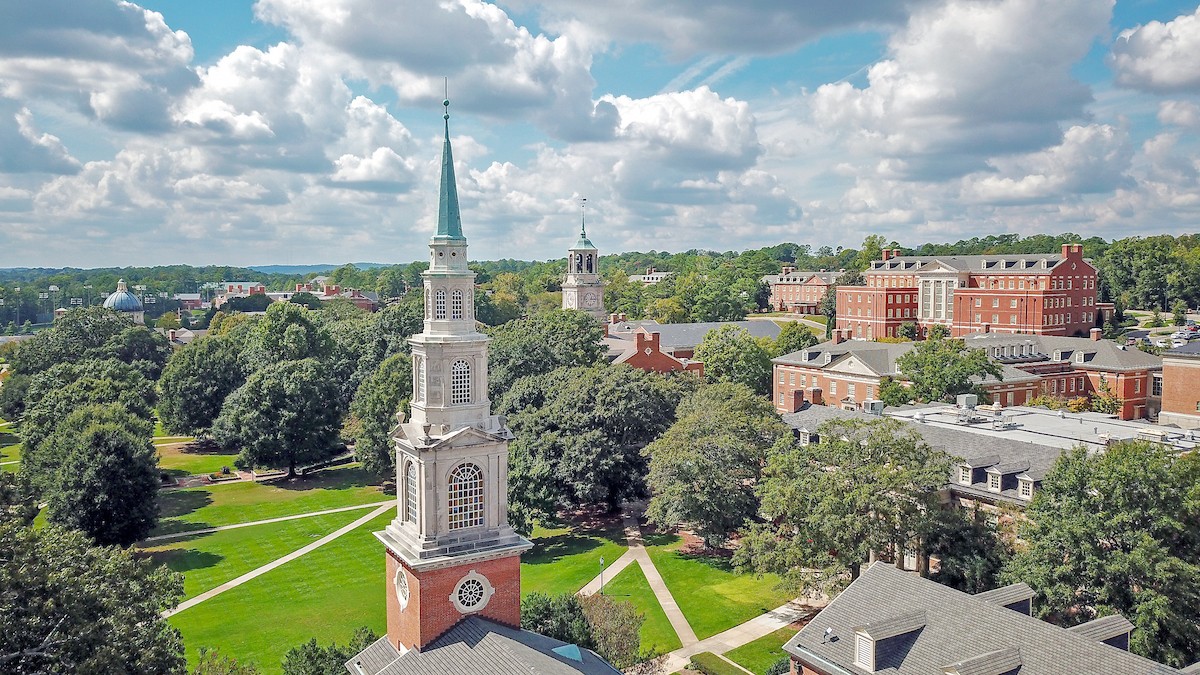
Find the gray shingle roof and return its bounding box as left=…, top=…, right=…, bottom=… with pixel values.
left=785, top=562, right=1183, bottom=674
left=942, top=646, right=1022, bottom=675
left=1066, top=614, right=1134, bottom=642
left=972, top=582, right=1034, bottom=609
left=867, top=253, right=1086, bottom=276
left=346, top=617, right=621, bottom=675
left=616, top=320, right=782, bottom=351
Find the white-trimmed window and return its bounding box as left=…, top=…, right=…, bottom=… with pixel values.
left=435, top=289, right=447, bottom=319
left=415, top=358, right=426, bottom=403
left=855, top=634, right=874, bottom=670
left=451, top=360, right=471, bottom=405
left=988, top=473, right=1001, bottom=491
left=451, top=289, right=464, bottom=319
left=448, top=463, right=484, bottom=529
left=405, top=461, right=418, bottom=523
left=1019, top=481, right=1033, bottom=499
left=960, top=466, right=971, bottom=484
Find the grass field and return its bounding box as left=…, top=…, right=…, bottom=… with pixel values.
left=521, top=520, right=627, bottom=598
left=139, top=510, right=370, bottom=599
left=153, top=466, right=389, bottom=536
left=156, top=443, right=240, bottom=478
left=170, top=510, right=392, bottom=674
left=1, top=432, right=19, bottom=473
left=724, top=627, right=798, bottom=674
left=601, top=561, right=682, bottom=656
left=645, top=533, right=793, bottom=640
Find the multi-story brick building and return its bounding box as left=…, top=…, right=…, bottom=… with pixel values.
left=836, top=244, right=1102, bottom=339
left=763, top=267, right=840, bottom=313
left=1159, top=341, right=1200, bottom=429
left=773, top=330, right=1162, bottom=420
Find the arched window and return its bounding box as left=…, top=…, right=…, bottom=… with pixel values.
left=405, top=461, right=418, bottom=523
left=451, top=290, right=463, bottom=320
left=447, top=463, right=483, bottom=529
left=435, top=289, right=446, bottom=319
left=451, top=360, right=471, bottom=405
left=575, top=253, right=583, bottom=273
left=586, top=254, right=593, bottom=273
left=415, top=357, right=426, bottom=403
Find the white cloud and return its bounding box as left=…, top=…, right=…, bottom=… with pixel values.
left=1111, top=6, right=1200, bottom=93
left=1158, top=100, right=1200, bottom=128
left=810, top=0, right=1111, bottom=179
left=0, top=101, right=81, bottom=174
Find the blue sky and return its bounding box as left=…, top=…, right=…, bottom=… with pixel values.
left=1, top=0, right=1198, bottom=268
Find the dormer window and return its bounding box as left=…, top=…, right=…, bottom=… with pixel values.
left=855, top=633, right=874, bottom=671
left=959, top=466, right=972, bottom=484
left=1076, top=351, right=1085, bottom=364
left=1019, top=480, right=1033, bottom=499
left=988, top=473, right=1001, bottom=492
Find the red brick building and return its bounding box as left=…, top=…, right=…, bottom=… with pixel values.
left=764, top=267, right=840, bottom=313
left=612, top=331, right=704, bottom=376
left=1158, top=341, right=1200, bottom=429
left=836, top=244, right=1102, bottom=339
left=773, top=330, right=1161, bottom=420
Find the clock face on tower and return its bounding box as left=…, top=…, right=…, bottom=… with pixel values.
left=583, top=292, right=598, bottom=308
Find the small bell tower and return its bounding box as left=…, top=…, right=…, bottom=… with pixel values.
left=561, top=198, right=606, bottom=321
left=375, top=99, right=531, bottom=653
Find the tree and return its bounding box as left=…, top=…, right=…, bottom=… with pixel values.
left=876, top=376, right=910, bottom=407
left=212, top=358, right=344, bottom=477
left=24, top=402, right=153, bottom=495
left=735, top=418, right=954, bottom=597
left=348, top=353, right=412, bottom=477
left=897, top=321, right=918, bottom=340
left=245, top=302, right=331, bottom=371
left=280, top=627, right=378, bottom=675
left=643, top=297, right=687, bottom=323
left=892, top=334, right=1001, bottom=403
left=498, top=365, right=690, bottom=532
left=1171, top=299, right=1188, bottom=326
left=645, top=383, right=788, bottom=548
left=156, top=313, right=181, bottom=330
left=520, top=593, right=594, bottom=649
left=773, top=321, right=818, bottom=357
left=579, top=594, right=644, bottom=668
left=223, top=293, right=273, bottom=313
left=19, top=359, right=156, bottom=455
left=1090, top=373, right=1122, bottom=415
left=288, top=292, right=323, bottom=310
left=101, top=325, right=173, bottom=379
left=8, top=307, right=131, bottom=374
left=44, top=416, right=159, bottom=547
left=693, top=325, right=772, bottom=396
left=1003, top=442, right=1200, bottom=667
left=0, top=520, right=184, bottom=673
left=820, top=270, right=863, bottom=327
left=158, top=334, right=247, bottom=436
left=487, top=310, right=606, bottom=399
left=921, top=507, right=1009, bottom=593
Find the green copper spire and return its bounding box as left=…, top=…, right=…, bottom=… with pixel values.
left=435, top=98, right=465, bottom=241
left=573, top=197, right=595, bottom=249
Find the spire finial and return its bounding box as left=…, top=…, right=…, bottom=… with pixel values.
left=435, top=90, right=464, bottom=240
left=580, top=197, right=587, bottom=238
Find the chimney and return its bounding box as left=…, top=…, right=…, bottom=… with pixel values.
left=635, top=331, right=660, bottom=353
left=1090, top=327, right=1102, bottom=341
left=1062, top=243, right=1071, bottom=257
left=808, top=387, right=824, bottom=406
left=982, top=323, right=990, bottom=334
left=1073, top=243, right=1083, bottom=255
left=610, top=313, right=620, bottom=324
left=619, top=312, right=628, bottom=322
left=881, top=249, right=892, bottom=261
left=168, top=329, right=177, bottom=341
left=789, top=389, right=806, bottom=413
left=782, top=265, right=796, bottom=275
left=832, top=330, right=845, bottom=345
left=893, top=248, right=903, bottom=258
left=646, top=267, right=655, bottom=275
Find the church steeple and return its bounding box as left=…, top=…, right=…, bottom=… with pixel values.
left=562, top=197, right=606, bottom=321
left=435, top=99, right=464, bottom=242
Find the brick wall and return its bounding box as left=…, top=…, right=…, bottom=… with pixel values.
left=386, top=550, right=523, bottom=651
left=1160, top=357, right=1200, bottom=425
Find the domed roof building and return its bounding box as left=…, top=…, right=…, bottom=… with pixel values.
left=103, top=279, right=145, bottom=325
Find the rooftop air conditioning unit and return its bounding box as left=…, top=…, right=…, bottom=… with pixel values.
left=956, top=393, right=978, bottom=410
left=864, top=399, right=884, bottom=415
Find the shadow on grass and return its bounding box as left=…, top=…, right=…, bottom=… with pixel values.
left=524, top=532, right=604, bottom=566
left=158, top=488, right=214, bottom=520
left=140, top=547, right=225, bottom=575
left=268, top=466, right=388, bottom=494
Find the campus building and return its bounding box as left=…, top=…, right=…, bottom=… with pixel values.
left=773, top=331, right=1162, bottom=420
left=346, top=102, right=618, bottom=675
left=1159, top=341, right=1200, bottom=429
left=784, top=562, right=1198, bottom=674
left=763, top=266, right=840, bottom=313
left=561, top=209, right=606, bottom=322
left=837, top=244, right=1102, bottom=339
left=102, top=279, right=145, bottom=325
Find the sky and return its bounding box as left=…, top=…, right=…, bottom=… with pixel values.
left=1, top=0, right=1198, bottom=268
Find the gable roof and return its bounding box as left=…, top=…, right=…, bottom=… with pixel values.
left=785, top=563, right=1183, bottom=674
left=630, top=320, right=783, bottom=351
left=346, top=616, right=621, bottom=675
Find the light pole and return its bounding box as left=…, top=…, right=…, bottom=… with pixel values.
left=599, top=555, right=605, bottom=595
left=39, top=291, right=49, bottom=323
left=13, top=287, right=19, bottom=327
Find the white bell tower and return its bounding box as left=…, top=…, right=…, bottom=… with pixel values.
left=375, top=100, right=531, bottom=652
left=561, top=198, right=606, bottom=322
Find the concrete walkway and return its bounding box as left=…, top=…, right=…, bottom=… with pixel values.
left=162, top=502, right=392, bottom=618
left=658, top=600, right=815, bottom=672
left=0, top=460, right=18, bottom=466
left=577, top=547, right=638, bottom=597
left=143, top=500, right=393, bottom=543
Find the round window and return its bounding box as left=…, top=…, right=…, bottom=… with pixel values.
left=449, top=571, right=493, bottom=614
left=394, top=568, right=410, bottom=611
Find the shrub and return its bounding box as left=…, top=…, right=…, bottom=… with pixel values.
left=689, top=652, right=745, bottom=675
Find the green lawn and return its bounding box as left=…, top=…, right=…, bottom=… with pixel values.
left=1, top=434, right=19, bottom=473
left=139, top=510, right=369, bottom=599
left=724, top=627, right=798, bottom=674
left=645, top=533, right=794, bottom=640
left=170, top=510, right=392, bottom=674
left=601, top=561, right=681, bottom=656
left=520, top=520, right=627, bottom=598
left=157, top=443, right=240, bottom=478
left=152, top=466, right=389, bottom=536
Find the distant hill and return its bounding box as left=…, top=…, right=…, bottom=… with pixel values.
left=247, top=262, right=393, bottom=275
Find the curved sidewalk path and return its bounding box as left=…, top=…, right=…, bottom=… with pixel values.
left=162, top=502, right=393, bottom=619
